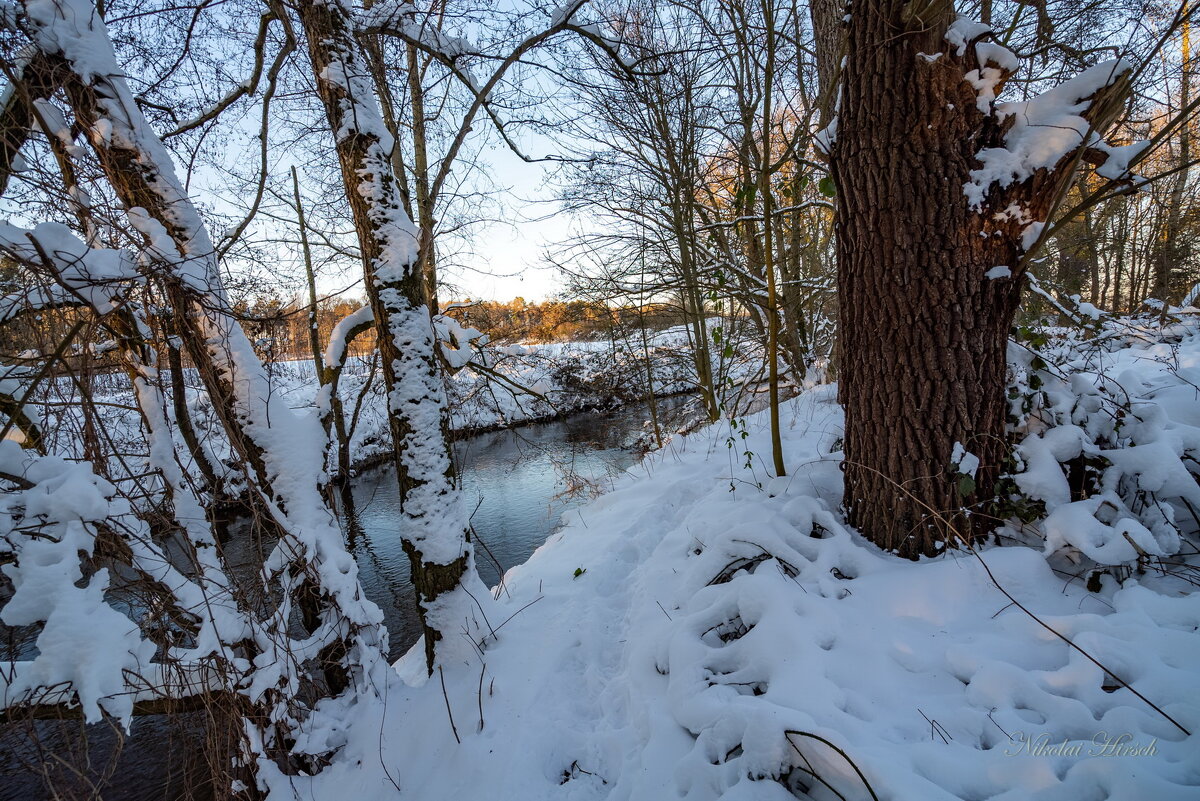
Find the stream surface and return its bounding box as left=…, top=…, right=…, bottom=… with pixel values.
left=1, top=397, right=691, bottom=801
left=347, top=398, right=689, bottom=658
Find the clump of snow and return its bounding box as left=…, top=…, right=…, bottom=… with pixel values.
left=964, top=59, right=1134, bottom=210
left=323, top=304, right=374, bottom=370
left=1095, top=140, right=1152, bottom=181
left=944, top=15, right=992, bottom=57
left=1042, top=496, right=1167, bottom=564
left=1073, top=295, right=1103, bottom=320
left=986, top=265, right=1011, bottom=280
left=813, top=118, right=837, bottom=154
left=965, top=41, right=1019, bottom=113
left=951, top=441, right=980, bottom=477
left=433, top=312, right=489, bottom=371
left=1021, top=220, right=1046, bottom=251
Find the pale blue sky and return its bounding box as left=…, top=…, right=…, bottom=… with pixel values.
left=449, top=147, right=568, bottom=302
left=432, top=120, right=578, bottom=303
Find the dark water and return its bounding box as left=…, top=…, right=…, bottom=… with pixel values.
left=1, top=397, right=693, bottom=801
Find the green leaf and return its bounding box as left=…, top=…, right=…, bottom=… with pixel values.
left=573, top=567, right=586, bottom=578
left=818, top=177, right=837, bottom=197
left=956, top=475, right=976, bottom=498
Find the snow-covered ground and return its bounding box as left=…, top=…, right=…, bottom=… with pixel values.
left=271, top=315, right=1200, bottom=801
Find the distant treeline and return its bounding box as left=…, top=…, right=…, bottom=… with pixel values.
left=226, top=296, right=692, bottom=362
left=0, top=284, right=695, bottom=371
left=441, top=298, right=689, bottom=343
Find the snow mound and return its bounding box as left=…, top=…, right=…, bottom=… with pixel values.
left=288, top=354, right=1199, bottom=800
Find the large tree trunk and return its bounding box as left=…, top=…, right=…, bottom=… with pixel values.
left=831, top=2, right=1131, bottom=558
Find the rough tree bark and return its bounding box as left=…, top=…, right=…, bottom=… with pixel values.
left=831, top=2, right=1131, bottom=557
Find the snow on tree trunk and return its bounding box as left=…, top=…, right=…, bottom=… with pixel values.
left=830, top=3, right=1133, bottom=557
left=294, top=0, right=489, bottom=675
left=15, top=0, right=389, bottom=778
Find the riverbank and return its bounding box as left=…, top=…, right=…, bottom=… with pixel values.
left=1, top=395, right=699, bottom=801
left=215, top=323, right=772, bottom=479
left=341, top=394, right=701, bottom=656
left=32, top=322, right=777, bottom=487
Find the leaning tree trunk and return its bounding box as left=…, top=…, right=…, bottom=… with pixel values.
left=831, top=1, right=1132, bottom=557
left=295, top=0, right=484, bottom=673
left=0, top=52, right=68, bottom=195
left=809, top=0, right=843, bottom=128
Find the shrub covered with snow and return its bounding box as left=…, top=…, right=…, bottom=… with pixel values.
left=0, top=441, right=237, bottom=725
left=1004, top=310, right=1200, bottom=580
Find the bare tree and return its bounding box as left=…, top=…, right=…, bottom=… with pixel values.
left=1, top=0, right=390, bottom=787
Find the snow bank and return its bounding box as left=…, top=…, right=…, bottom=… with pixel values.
left=281, top=316, right=1200, bottom=801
